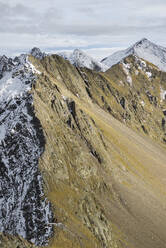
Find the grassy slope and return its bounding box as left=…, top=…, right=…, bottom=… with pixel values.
left=34, top=55, right=166, bottom=248
left=78, top=55, right=166, bottom=144
left=2, top=54, right=166, bottom=248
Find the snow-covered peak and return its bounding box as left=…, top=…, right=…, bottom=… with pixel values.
left=134, top=38, right=149, bottom=46
left=57, top=49, right=109, bottom=72
left=73, top=48, right=82, bottom=54
left=70, top=48, right=95, bottom=67
left=72, top=48, right=86, bottom=57
left=30, top=47, right=45, bottom=60
left=101, top=38, right=166, bottom=72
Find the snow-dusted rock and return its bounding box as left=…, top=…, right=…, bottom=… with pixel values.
left=0, top=55, right=14, bottom=78
left=0, top=54, right=53, bottom=245
left=101, top=38, right=166, bottom=72
left=30, top=47, right=46, bottom=60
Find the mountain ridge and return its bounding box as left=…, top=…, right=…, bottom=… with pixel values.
left=2, top=37, right=166, bottom=74
left=28, top=53, right=166, bottom=248
left=0, top=39, right=166, bottom=247
left=101, top=38, right=166, bottom=72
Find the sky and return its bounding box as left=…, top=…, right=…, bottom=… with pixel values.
left=0, top=0, right=166, bottom=59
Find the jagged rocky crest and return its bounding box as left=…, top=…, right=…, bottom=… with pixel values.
left=30, top=47, right=46, bottom=60
left=0, top=53, right=53, bottom=246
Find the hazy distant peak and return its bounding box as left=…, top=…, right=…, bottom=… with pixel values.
left=73, top=48, right=82, bottom=53
left=57, top=48, right=109, bottom=72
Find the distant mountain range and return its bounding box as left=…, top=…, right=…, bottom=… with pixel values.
left=23, top=38, right=166, bottom=73
left=57, top=38, right=166, bottom=72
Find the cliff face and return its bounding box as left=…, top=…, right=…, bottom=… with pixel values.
left=1, top=53, right=166, bottom=248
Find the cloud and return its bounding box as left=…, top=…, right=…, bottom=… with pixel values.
left=0, top=2, right=36, bottom=19
left=0, top=0, right=166, bottom=58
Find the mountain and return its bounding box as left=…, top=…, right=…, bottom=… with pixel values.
left=102, top=38, right=166, bottom=71
left=57, top=48, right=109, bottom=72
left=0, top=53, right=53, bottom=246
left=1, top=47, right=166, bottom=248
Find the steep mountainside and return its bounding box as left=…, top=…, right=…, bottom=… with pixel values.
left=102, top=38, right=166, bottom=71
left=0, top=54, right=53, bottom=246
left=80, top=55, right=166, bottom=145
left=0, top=50, right=166, bottom=248
left=57, top=49, right=108, bottom=72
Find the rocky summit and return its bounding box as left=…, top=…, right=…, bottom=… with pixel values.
left=0, top=39, right=166, bottom=248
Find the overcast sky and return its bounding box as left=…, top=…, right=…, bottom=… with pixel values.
left=0, top=0, right=166, bottom=59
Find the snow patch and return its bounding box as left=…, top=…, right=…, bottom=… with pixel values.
left=127, top=76, right=132, bottom=86
left=134, top=57, right=153, bottom=78
left=26, top=60, right=41, bottom=74
left=140, top=100, right=145, bottom=106
left=160, top=87, right=166, bottom=101
left=146, top=72, right=152, bottom=78
left=122, top=62, right=132, bottom=86
left=62, top=95, right=67, bottom=101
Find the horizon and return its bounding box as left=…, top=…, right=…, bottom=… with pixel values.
left=1, top=37, right=165, bottom=61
